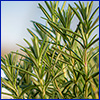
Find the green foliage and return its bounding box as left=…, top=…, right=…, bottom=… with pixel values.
left=1, top=1, right=99, bottom=99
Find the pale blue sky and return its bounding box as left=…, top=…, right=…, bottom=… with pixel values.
left=1, top=1, right=45, bottom=51
left=1, top=1, right=99, bottom=77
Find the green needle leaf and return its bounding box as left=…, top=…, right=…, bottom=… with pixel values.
left=87, top=71, right=99, bottom=81
left=88, top=51, right=99, bottom=62
left=38, top=3, right=52, bottom=20
left=53, top=47, right=84, bottom=65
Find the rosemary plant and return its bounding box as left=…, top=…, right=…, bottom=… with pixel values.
left=1, top=1, right=99, bottom=99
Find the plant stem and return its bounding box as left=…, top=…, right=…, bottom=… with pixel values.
left=70, top=51, right=76, bottom=82
left=84, top=49, right=87, bottom=75
left=91, top=80, right=99, bottom=99
left=40, top=79, right=46, bottom=99
left=42, top=87, right=46, bottom=99
left=54, top=79, right=64, bottom=99
left=85, top=81, right=88, bottom=98
left=84, top=49, right=88, bottom=98
left=62, top=63, right=67, bottom=82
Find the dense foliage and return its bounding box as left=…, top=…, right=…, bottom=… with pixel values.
left=1, top=1, right=99, bottom=99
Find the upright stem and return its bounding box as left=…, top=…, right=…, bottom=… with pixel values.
left=91, top=79, right=99, bottom=99
left=40, top=79, right=46, bottom=99
left=84, top=49, right=87, bottom=75
left=85, top=81, right=88, bottom=99
left=84, top=49, right=88, bottom=98
left=54, top=79, right=64, bottom=99
left=62, top=63, right=67, bottom=82
left=42, top=87, right=46, bottom=99
left=70, top=51, right=76, bottom=82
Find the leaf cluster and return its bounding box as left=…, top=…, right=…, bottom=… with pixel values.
left=1, top=1, right=99, bottom=99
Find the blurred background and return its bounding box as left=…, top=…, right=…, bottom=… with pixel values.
left=1, top=1, right=99, bottom=98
